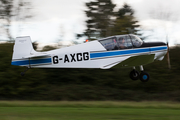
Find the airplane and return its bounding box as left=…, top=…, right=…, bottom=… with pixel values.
left=11, top=34, right=168, bottom=82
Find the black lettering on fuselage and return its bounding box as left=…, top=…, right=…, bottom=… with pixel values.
left=65, top=52, right=89, bottom=62
left=64, top=54, right=70, bottom=63
left=77, top=53, right=82, bottom=61
left=83, top=52, right=89, bottom=60
left=53, top=52, right=89, bottom=64
left=70, top=54, right=76, bottom=62
left=53, top=56, right=59, bottom=64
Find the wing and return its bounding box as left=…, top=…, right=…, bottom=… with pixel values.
left=101, top=54, right=155, bottom=69
left=118, top=54, right=155, bottom=67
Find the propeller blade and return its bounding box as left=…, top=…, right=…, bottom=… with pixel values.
left=166, top=36, right=171, bottom=69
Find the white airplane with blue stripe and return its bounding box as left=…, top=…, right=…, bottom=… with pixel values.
left=11, top=34, right=167, bottom=82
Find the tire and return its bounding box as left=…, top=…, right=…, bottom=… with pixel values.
left=129, top=70, right=139, bottom=80
left=140, top=72, right=149, bottom=82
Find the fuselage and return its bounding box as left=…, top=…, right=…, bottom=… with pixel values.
left=11, top=34, right=167, bottom=69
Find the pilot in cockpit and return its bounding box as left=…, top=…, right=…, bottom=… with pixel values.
left=119, top=37, right=126, bottom=49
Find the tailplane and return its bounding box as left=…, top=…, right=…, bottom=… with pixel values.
left=11, top=36, right=51, bottom=67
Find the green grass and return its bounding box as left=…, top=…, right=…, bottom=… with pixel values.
left=0, top=101, right=180, bottom=120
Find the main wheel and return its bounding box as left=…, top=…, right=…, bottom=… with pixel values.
left=139, top=72, right=149, bottom=82
left=129, top=70, right=139, bottom=80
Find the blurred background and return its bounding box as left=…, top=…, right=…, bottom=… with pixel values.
left=0, top=0, right=180, bottom=101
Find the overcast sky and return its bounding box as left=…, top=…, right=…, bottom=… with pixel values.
left=9, top=0, right=180, bottom=46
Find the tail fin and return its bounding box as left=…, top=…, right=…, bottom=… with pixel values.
left=11, top=36, right=37, bottom=65
left=11, top=36, right=52, bottom=67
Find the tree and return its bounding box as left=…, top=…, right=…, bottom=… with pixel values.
left=78, top=0, right=116, bottom=40
left=32, top=41, right=38, bottom=51
left=41, top=45, right=57, bottom=52
left=111, top=3, right=141, bottom=36
left=0, top=0, right=32, bottom=41
left=78, top=2, right=142, bottom=41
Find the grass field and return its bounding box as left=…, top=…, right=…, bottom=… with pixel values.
left=0, top=101, right=180, bottom=120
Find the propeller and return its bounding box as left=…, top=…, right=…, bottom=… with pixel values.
left=166, top=35, right=171, bottom=69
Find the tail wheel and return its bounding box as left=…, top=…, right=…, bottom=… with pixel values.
left=140, top=72, right=149, bottom=82
left=129, top=70, right=139, bottom=80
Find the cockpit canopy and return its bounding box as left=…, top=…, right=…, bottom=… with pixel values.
left=99, top=34, right=143, bottom=51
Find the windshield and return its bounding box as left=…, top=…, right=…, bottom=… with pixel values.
left=130, top=35, right=143, bottom=47
left=99, top=37, right=118, bottom=51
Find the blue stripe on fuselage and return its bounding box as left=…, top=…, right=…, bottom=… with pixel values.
left=11, top=60, right=29, bottom=66
left=150, top=46, right=167, bottom=52
left=11, top=58, right=52, bottom=66
left=90, top=46, right=167, bottom=59
left=30, top=58, right=51, bottom=65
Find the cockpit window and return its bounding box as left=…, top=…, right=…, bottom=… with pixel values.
left=117, top=35, right=133, bottom=49
left=99, top=37, right=118, bottom=51
left=130, top=35, right=143, bottom=47
left=99, top=35, right=133, bottom=51
left=99, top=35, right=142, bottom=51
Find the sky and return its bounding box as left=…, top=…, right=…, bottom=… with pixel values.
left=6, top=0, right=180, bottom=46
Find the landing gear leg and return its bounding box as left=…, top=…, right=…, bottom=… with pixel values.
left=129, top=66, right=139, bottom=80
left=20, top=67, right=29, bottom=76
left=139, top=65, right=149, bottom=82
